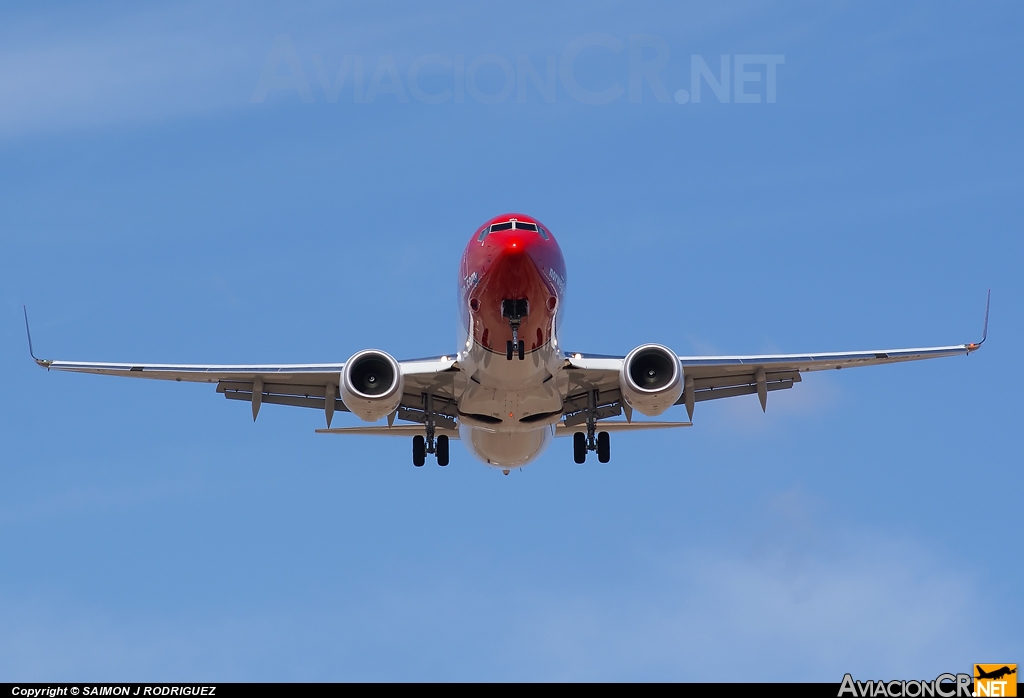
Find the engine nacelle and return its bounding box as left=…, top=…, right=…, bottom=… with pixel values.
left=340, top=349, right=404, bottom=422
left=619, top=344, right=683, bottom=417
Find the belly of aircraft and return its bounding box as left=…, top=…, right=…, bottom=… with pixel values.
left=455, top=346, right=564, bottom=467
left=460, top=422, right=554, bottom=468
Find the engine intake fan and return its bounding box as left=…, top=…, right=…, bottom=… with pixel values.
left=619, top=344, right=683, bottom=417
left=341, top=349, right=404, bottom=422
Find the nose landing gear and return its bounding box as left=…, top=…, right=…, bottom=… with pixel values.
left=502, top=299, right=528, bottom=361
left=506, top=339, right=525, bottom=361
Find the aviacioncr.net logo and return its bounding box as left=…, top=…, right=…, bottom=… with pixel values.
left=839, top=673, right=972, bottom=697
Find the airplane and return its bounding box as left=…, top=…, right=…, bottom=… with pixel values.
left=24, top=213, right=989, bottom=474
left=976, top=666, right=1016, bottom=681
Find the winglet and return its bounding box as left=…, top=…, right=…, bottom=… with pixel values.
left=966, top=289, right=990, bottom=353
left=22, top=306, right=52, bottom=368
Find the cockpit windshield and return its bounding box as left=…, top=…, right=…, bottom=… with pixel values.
left=478, top=219, right=547, bottom=241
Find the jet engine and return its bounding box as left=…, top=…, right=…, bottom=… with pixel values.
left=619, top=344, right=683, bottom=417
left=340, top=349, right=404, bottom=422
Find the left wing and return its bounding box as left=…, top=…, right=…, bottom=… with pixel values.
left=563, top=342, right=981, bottom=421
left=564, top=292, right=989, bottom=419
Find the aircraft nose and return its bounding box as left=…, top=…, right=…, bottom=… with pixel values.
left=490, top=229, right=540, bottom=258
left=502, top=235, right=528, bottom=255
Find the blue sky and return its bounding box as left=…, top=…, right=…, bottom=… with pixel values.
left=1, top=0, right=1021, bottom=681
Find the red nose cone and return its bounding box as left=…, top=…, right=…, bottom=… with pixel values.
left=490, top=229, right=539, bottom=258
left=503, top=235, right=527, bottom=254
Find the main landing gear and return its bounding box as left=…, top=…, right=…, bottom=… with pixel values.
left=413, top=433, right=449, bottom=467
left=573, top=389, right=610, bottom=463
left=573, top=431, right=610, bottom=463
left=412, top=392, right=450, bottom=467
left=502, top=298, right=528, bottom=361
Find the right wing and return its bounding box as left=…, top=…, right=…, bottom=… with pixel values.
left=32, top=354, right=458, bottom=426
left=25, top=308, right=458, bottom=426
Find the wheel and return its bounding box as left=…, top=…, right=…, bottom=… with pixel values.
left=518, top=339, right=525, bottom=360
left=597, top=431, right=610, bottom=463
left=436, top=434, right=449, bottom=466
left=412, top=435, right=426, bottom=467
left=506, top=340, right=514, bottom=360
left=573, top=432, right=587, bottom=463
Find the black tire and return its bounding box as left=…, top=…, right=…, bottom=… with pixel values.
left=573, top=432, right=587, bottom=463
left=506, top=340, right=514, bottom=360
left=436, top=434, right=449, bottom=466
left=412, top=435, right=426, bottom=467
left=518, top=339, right=525, bottom=360
left=597, top=431, right=610, bottom=463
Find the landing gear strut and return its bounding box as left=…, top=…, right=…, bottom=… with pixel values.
left=502, top=299, right=528, bottom=361
left=412, top=393, right=450, bottom=466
